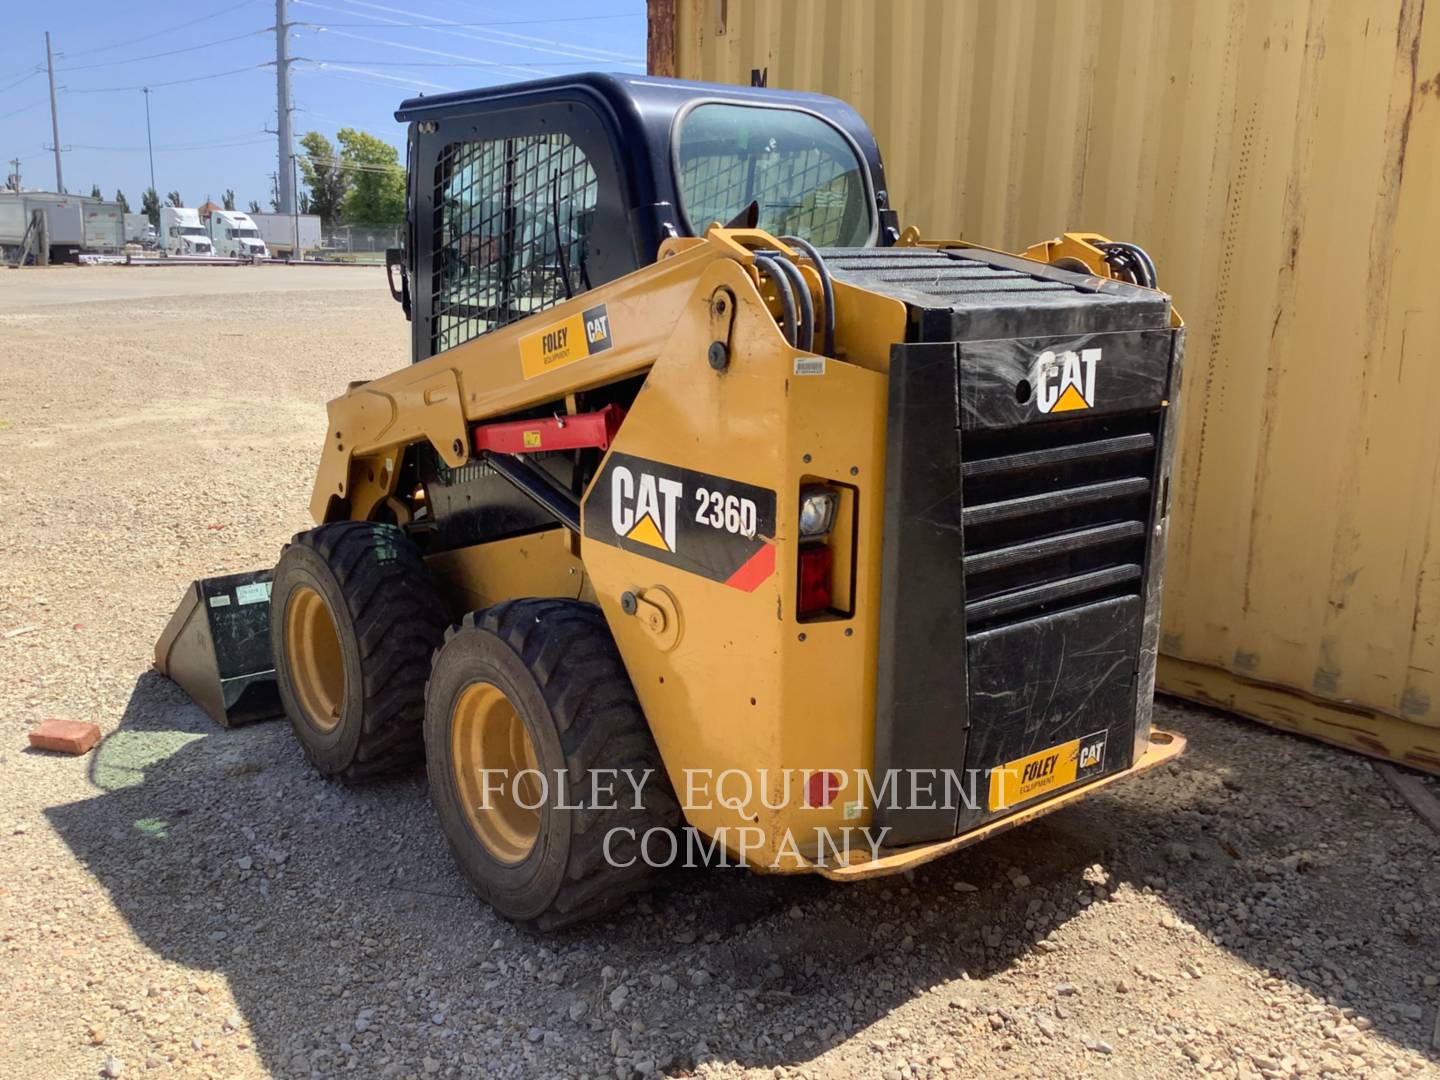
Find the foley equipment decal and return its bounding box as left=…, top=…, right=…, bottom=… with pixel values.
left=519, top=303, right=613, bottom=379
left=585, top=453, right=778, bottom=590
left=1033, top=346, right=1100, bottom=413
left=986, top=729, right=1108, bottom=811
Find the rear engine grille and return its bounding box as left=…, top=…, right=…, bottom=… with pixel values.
left=961, top=413, right=1158, bottom=630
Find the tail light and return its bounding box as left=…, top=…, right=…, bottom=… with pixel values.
left=797, top=544, right=833, bottom=617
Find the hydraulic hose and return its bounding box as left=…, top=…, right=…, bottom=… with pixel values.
left=781, top=235, right=835, bottom=357
left=763, top=251, right=815, bottom=354
left=752, top=255, right=798, bottom=348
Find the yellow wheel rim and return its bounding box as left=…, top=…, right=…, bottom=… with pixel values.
left=284, top=585, right=345, bottom=733
left=450, top=682, right=541, bottom=864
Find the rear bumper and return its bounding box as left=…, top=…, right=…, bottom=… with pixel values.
left=811, top=729, right=1184, bottom=881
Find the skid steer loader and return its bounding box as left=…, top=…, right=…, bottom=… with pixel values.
left=156, top=74, right=1185, bottom=929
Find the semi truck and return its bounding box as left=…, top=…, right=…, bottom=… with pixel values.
left=160, top=206, right=214, bottom=256
left=208, top=209, right=269, bottom=259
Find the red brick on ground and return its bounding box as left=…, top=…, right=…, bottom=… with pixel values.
left=27, top=719, right=101, bottom=755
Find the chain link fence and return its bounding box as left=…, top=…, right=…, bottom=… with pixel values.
left=319, top=225, right=402, bottom=254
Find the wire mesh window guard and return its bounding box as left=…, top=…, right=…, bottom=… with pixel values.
left=432, top=134, right=598, bottom=354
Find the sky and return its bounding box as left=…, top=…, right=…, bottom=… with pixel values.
left=0, top=0, right=648, bottom=209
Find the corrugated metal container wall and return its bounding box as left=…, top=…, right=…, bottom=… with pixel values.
left=655, top=0, right=1440, bottom=772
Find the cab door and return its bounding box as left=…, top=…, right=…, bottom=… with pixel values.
left=409, top=98, right=636, bottom=364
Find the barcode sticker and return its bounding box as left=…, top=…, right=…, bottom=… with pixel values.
left=793, top=357, right=826, bottom=376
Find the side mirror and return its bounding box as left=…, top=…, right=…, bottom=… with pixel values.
left=385, top=247, right=412, bottom=321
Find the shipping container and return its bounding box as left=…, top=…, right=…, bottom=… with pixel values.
left=652, top=0, right=1440, bottom=773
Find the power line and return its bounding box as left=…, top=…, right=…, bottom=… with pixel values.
left=309, top=26, right=557, bottom=80
left=65, top=65, right=266, bottom=94
left=293, top=66, right=436, bottom=95
left=297, top=153, right=401, bottom=174
left=0, top=68, right=42, bottom=95
left=67, top=135, right=273, bottom=153
left=300, top=60, right=456, bottom=92
left=0, top=98, right=47, bottom=122
left=58, top=0, right=261, bottom=60
left=296, top=12, right=643, bottom=29
left=56, top=31, right=269, bottom=72
left=0, top=61, right=42, bottom=81
left=303, top=57, right=627, bottom=69
left=297, top=1, right=641, bottom=69
left=329, top=0, right=644, bottom=64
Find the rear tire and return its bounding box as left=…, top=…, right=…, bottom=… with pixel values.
left=425, top=599, right=679, bottom=929
left=271, top=521, right=448, bottom=781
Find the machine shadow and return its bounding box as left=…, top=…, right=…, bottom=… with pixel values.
left=45, top=678, right=1437, bottom=1077
left=656, top=700, right=1439, bottom=1073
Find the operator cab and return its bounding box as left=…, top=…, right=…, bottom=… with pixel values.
left=389, top=73, right=897, bottom=363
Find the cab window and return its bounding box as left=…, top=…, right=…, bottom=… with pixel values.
left=432, top=134, right=598, bottom=354
left=675, top=103, right=873, bottom=247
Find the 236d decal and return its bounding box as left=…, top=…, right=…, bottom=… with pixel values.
left=584, top=453, right=778, bottom=591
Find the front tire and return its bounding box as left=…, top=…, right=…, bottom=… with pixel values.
left=271, top=521, right=448, bottom=781
left=425, top=599, right=679, bottom=929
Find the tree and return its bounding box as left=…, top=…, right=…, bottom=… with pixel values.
left=165, top=190, right=183, bottom=208
left=142, top=187, right=161, bottom=227
left=115, top=189, right=130, bottom=212
left=89, top=183, right=102, bottom=199
left=297, top=131, right=349, bottom=224
left=336, top=127, right=404, bottom=227
left=247, top=199, right=261, bottom=214
left=222, top=188, right=236, bottom=211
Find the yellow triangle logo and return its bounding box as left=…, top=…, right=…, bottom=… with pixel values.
left=625, top=514, right=670, bottom=551
left=1051, top=383, right=1091, bottom=412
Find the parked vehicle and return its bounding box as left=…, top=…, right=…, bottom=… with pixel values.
left=160, top=206, right=214, bottom=256
left=157, top=73, right=1187, bottom=931
left=81, top=201, right=125, bottom=251
left=208, top=209, right=269, bottom=259
left=247, top=211, right=320, bottom=257
left=0, top=191, right=84, bottom=263
left=124, top=212, right=156, bottom=247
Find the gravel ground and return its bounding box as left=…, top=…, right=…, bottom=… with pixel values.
left=1, top=265, right=1438, bottom=1080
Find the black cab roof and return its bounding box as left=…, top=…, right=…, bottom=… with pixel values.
left=396, top=72, right=895, bottom=244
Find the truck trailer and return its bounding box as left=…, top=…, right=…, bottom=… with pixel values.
left=0, top=192, right=85, bottom=263
left=248, top=211, right=320, bottom=257
left=124, top=212, right=156, bottom=247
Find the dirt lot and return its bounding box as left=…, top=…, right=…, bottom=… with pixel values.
left=1, top=266, right=1438, bottom=1080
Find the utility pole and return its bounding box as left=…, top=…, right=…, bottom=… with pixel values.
left=44, top=31, right=64, bottom=194
left=142, top=88, right=157, bottom=199
left=291, top=152, right=301, bottom=259
left=274, top=0, right=295, bottom=215
left=7, top=157, right=20, bottom=192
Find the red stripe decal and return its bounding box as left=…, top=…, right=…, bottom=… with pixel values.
left=724, top=542, right=776, bottom=592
